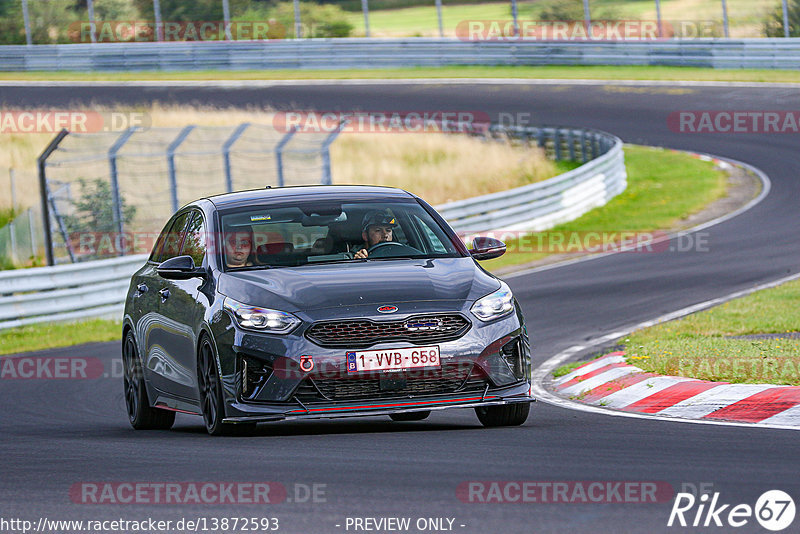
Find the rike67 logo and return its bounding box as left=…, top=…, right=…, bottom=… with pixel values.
left=668, top=490, right=795, bottom=531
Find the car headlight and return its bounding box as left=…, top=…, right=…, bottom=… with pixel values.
left=223, top=297, right=300, bottom=334
left=470, top=281, right=514, bottom=322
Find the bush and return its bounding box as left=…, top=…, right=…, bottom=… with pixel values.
left=34, top=0, right=81, bottom=44
left=535, top=0, right=620, bottom=21
left=0, top=0, right=26, bottom=44
left=765, top=0, right=800, bottom=37
left=268, top=2, right=353, bottom=38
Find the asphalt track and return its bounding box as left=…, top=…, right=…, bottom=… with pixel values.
left=1, top=81, right=799, bottom=534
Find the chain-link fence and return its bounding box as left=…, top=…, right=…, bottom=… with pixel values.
left=0, top=1, right=795, bottom=44
left=38, top=122, right=344, bottom=264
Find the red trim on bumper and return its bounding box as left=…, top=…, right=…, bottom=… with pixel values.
left=287, top=395, right=501, bottom=414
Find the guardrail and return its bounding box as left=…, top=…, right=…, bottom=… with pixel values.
left=0, top=124, right=625, bottom=331
left=2, top=38, right=800, bottom=71
left=0, top=255, right=146, bottom=330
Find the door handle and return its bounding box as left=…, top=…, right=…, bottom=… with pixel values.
left=159, top=288, right=170, bottom=302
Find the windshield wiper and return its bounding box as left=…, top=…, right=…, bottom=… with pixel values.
left=226, top=264, right=276, bottom=272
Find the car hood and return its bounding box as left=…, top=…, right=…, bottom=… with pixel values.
left=217, top=257, right=500, bottom=312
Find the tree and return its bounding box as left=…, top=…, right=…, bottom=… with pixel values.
left=765, top=0, right=800, bottom=37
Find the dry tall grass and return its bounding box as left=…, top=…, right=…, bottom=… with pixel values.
left=0, top=104, right=557, bottom=209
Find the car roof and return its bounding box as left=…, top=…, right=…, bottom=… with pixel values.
left=204, top=185, right=416, bottom=210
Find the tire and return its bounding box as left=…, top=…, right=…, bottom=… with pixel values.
left=475, top=403, right=530, bottom=427
left=389, top=410, right=431, bottom=422
left=197, top=336, right=256, bottom=436
left=122, top=331, right=175, bottom=430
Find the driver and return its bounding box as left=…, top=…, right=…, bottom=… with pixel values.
left=354, top=211, right=397, bottom=259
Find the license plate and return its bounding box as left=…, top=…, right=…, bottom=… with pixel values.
left=346, top=346, right=441, bottom=373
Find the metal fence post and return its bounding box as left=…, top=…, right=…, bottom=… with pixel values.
left=293, top=0, right=302, bottom=38
left=87, top=0, right=97, bottom=43
left=721, top=0, right=729, bottom=37
left=8, top=218, right=17, bottom=264
left=583, top=0, right=591, bottom=32
left=511, top=0, right=519, bottom=36
left=655, top=0, right=663, bottom=38
left=320, top=120, right=348, bottom=185
left=567, top=130, right=576, bottom=160
left=275, top=127, right=297, bottom=187
left=783, top=0, right=790, bottom=37
left=435, top=0, right=444, bottom=37
left=222, top=123, right=250, bottom=192
left=553, top=129, right=562, bottom=161
left=37, top=129, right=69, bottom=266
left=28, top=208, right=37, bottom=261
left=362, top=0, right=371, bottom=37
left=108, top=128, right=136, bottom=256
left=22, top=0, right=32, bottom=45
left=580, top=130, right=588, bottom=162
left=166, top=126, right=195, bottom=213
left=222, top=0, right=232, bottom=40
left=153, top=0, right=164, bottom=41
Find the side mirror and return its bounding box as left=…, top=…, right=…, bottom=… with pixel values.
left=157, top=255, right=205, bottom=280
left=470, top=237, right=506, bottom=261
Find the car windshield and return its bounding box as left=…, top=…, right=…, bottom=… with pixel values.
left=218, top=199, right=463, bottom=270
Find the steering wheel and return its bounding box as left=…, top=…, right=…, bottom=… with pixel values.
left=367, top=241, right=420, bottom=258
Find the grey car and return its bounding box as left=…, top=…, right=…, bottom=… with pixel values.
left=122, top=185, right=533, bottom=435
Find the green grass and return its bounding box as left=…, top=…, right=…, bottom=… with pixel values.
left=343, top=0, right=772, bottom=37
left=483, top=145, right=728, bottom=271
left=0, top=319, right=121, bottom=355
left=623, top=279, right=800, bottom=385
left=4, top=65, right=800, bottom=83
left=552, top=360, right=586, bottom=378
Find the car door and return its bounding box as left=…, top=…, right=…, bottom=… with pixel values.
left=157, top=209, right=209, bottom=401
left=138, top=211, right=195, bottom=399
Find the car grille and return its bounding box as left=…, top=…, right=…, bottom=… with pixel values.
left=305, top=313, right=471, bottom=348
left=293, top=361, right=489, bottom=403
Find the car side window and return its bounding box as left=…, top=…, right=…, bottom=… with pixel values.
left=152, top=212, right=191, bottom=263
left=412, top=214, right=448, bottom=254
left=181, top=211, right=207, bottom=266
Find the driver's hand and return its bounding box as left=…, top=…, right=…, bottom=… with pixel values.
left=354, top=248, right=368, bottom=259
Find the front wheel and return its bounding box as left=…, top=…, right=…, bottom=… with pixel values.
left=198, top=337, right=256, bottom=436
left=475, top=403, right=530, bottom=427
left=123, top=331, right=175, bottom=430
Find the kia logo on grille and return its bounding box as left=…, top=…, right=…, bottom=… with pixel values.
left=405, top=319, right=442, bottom=331
left=377, top=305, right=398, bottom=313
